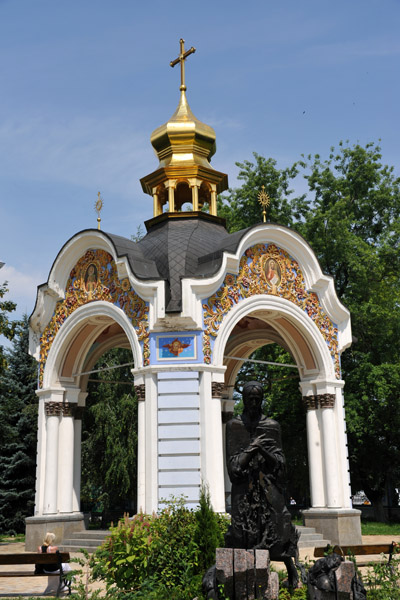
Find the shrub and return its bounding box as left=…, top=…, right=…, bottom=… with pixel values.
left=91, top=494, right=229, bottom=598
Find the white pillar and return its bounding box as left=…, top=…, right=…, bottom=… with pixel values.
left=73, top=416, right=82, bottom=512
left=34, top=391, right=46, bottom=516
left=43, top=392, right=64, bottom=514
left=320, top=393, right=341, bottom=508
left=145, top=374, right=158, bottom=512
left=335, top=385, right=352, bottom=508
left=58, top=406, right=74, bottom=513
left=135, top=380, right=146, bottom=512
left=304, top=396, right=325, bottom=507
left=200, top=373, right=225, bottom=512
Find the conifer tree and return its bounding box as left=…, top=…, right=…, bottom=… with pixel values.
left=0, top=315, right=38, bottom=534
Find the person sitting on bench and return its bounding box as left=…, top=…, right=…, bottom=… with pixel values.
left=37, top=532, right=72, bottom=591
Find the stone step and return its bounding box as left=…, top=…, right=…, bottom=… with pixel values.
left=68, top=530, right=110, bottom=540
left=60, top=530, right=111, bottom=553
left=296, top=525, right=330, bottom=549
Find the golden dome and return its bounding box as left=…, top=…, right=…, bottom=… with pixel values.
left=150, top=89, right=217, bottom=169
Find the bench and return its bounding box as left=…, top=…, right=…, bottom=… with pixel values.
left=0, top=551, right=71, bottom=596
left=314, top=542, right=399, bottom=566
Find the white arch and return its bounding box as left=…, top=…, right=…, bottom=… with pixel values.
left=213, top=294, right=336, bottom=382
left=43, top=301, right=142, bottom=389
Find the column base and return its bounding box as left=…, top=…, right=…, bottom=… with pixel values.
left=25, top=512, right=85, bottom=551
left=302, top=508, right=362, bottom=546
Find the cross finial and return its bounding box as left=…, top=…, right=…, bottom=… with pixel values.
left=170, top=38, right=196, bottom=92
left=95, top=191, right=103, bottom=230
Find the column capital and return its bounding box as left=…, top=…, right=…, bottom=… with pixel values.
left=136, top=384, right=146, bottom=401
left=303, top=393, right=336, bottom=410
left=211, top=382, right=225, bottom=399
left=319, top=393, right=336, bottom=408
left=302, top=395, right=319, bottom=410
left=45, top=402, right=63, bottom=416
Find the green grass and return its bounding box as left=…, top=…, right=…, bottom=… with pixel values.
left=361, top=521, right=400, bottom=535
left=0, top=533, right=25, bottom=543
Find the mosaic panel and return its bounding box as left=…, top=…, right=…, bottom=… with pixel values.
left=39, top=249, right=149, bottom=386
left=202, top=243, right=340, bottom=378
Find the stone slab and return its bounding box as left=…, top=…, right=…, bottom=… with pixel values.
left=234, top=548, right=248, bottom=600
left=216, top=547, right=234, bottom=599
left=265, top=571, right=279, bottom=600
left=255, top=549, right=270, bottom=599
left=246, top=549, right=255, bottom=600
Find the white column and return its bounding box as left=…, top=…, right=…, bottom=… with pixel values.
left=145, top=374, right=158, bottom=512
left=304, top=397, right=325, bottom=508
left=135, top=380, right=146, bottom=512
left=200, top=373, right=226, bottom=512
left=72, top=391, right=87, bottom=513
left=72, top=417, right=82, bottom=512
left=58, top=407, right=74, bottom=513
left=320, top=394, right=341, bottom=507
left=43, top=391, right=64, bottom=514
left=335, top=386, right=352, bottom=508
left=34, top=391, right=46, bottom=516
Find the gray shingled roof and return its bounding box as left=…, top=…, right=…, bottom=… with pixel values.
left=105, top=215, right=253, bottom=312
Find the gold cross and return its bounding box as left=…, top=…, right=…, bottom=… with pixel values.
left=170, top=38, right=196, bottom=92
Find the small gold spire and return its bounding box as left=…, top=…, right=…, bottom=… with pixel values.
left=170, top=38, right=196, bottom=92
left=95, top=191, right=103, bottom=230
left=258, top=185, right=270, bottom=223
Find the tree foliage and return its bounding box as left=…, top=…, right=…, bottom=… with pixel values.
left=81, top=347, right=138, bottom=518
left=221, top=141, right=400, bottom=517
left=0, top=315, right=38, bottom=534
left=0, top=281, right=17, bottom=374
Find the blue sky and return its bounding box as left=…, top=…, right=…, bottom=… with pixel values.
left=1, top=0, right=399, bottom=339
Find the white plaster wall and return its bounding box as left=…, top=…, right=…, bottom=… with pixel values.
left=157, top=371, right=201, bottom=508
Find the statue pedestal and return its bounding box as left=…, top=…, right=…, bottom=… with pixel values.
left=302, top=508, right=362, bottom=546
left=215, top=548, right=279, bottom=600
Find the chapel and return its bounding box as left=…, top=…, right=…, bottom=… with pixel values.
left=27, top=40, right=361, bottom=549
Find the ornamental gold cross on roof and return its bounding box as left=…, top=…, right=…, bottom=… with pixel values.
left=258, top=185, right=270, bottom=223
left=170, top=38, right=196, bottom=92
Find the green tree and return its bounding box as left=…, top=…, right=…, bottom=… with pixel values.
left=81, top=347, right=138, bottom=520
left=221, top=141, right=400, bottom=519
left=0, top=315, right=38, bottom=534
left=0, top=281, right=17, bottom=373
left=218, top=153, right=303, bottom=232
left=295, top=142, right=400, bottom=519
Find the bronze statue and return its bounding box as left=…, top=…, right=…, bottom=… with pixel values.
left=225, top=380, right=299, bottom=587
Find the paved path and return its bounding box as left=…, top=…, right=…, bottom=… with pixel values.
left=1, top=536, right=400, bottom=596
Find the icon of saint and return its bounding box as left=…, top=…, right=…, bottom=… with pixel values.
left=264, top=258, right=281, bottom=288
left=84, top=264, right=98, bottom=294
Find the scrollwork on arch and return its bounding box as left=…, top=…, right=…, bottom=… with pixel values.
left=202, top=243, right=340, bottom=378
left=39, top=249, right=150, bottom=387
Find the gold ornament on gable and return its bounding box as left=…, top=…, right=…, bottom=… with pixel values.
left=203, top=243, right=340, bottom=378
left=39, top=249, right=149, bottom=386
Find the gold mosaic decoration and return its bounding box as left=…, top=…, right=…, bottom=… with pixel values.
left=202, top=243, right=340, bottom=378
left=39, top=249, right=149, bottom=386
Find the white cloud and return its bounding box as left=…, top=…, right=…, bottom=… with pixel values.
left=1, top=264, right=44, bottom=318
